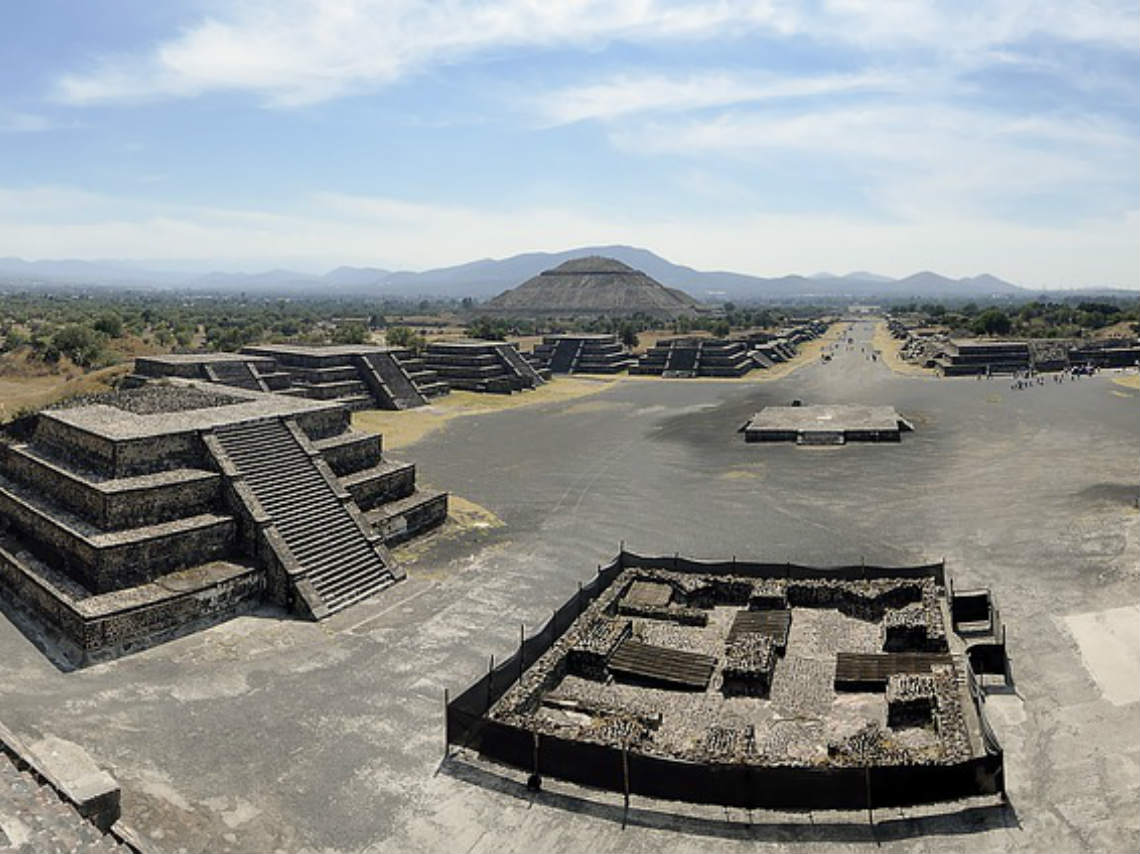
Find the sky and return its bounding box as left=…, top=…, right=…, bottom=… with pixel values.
left=1, top=0, right=1138, bottom=288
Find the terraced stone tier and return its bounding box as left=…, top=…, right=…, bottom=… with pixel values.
left=0, top=532, right=264, bottom=665
left=311, top=430, right=382, bottom=476
left=365, top=488, right=448, bottom=545
left=340, top=459, right=416, bottom=510
left=0, top=475, right=237, bottom=594
left=1, top=443, right=221, bottom=530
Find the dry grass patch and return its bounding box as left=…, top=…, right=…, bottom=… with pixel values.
left=871, top=320, right=938, bottom=378
left=0, top=355, right=131, bottom=420
left=352, top=377, right=619, bottom=450
left=1112, top=374, right=1139, bottom=390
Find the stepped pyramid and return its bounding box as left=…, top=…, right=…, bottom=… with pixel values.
left=484, top=256, right=700, bottom=318
left=0, top=381, right=447, bottom=665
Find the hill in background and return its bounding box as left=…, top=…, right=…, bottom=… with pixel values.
left=4, top=246, right=1130, bottom=301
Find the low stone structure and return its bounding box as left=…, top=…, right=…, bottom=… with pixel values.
left=528, top=334, right=635, bottom=375
left=934, top=340, right=1030, bottom=376
left=131, top=345, right=449, bottom=410
left=0, top=381, right=446, bottom=666
left=242, top=344, right=448, bottom=409
left=422, top=340, right=547, bottom=393
left=631, top=337, right=756, bottom=378
left=448, top=552, right=1005, bottom=809
left=1068, top=339, right=1140, bottom=368
left=741, top=404, right=915, bottom=444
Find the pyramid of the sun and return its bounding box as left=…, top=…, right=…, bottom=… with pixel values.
left=484, top=256, right=700, bottom=318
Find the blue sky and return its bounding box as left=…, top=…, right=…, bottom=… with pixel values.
left=1, top=0, right=1137, bottom=288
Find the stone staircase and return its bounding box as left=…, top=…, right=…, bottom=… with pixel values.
left=360, top=352, right=427, bottom=409
left=662, top=345, right=698, bottom=378
left=494, top=343, right=545, bottom=386
left=547, top=338, right=580, bottom=373
left=213, top=419, right=396, bottom=615
left=0, top=753, right=130, bottom=854
left=203, top=360, right=266, bottom=392
left=390, top=352, right=449, bottom=399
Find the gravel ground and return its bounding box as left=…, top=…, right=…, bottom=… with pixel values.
left=48, top=383, right=244, bottom=414
left=542, top=601, right=942, bottom=765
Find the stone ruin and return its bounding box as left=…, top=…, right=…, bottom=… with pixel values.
left=528, top=334, right=635, bottom=375
left=741, top=403, right=915, bottom=445
left=421, top=340, right=548, bottom=393
left=467, top=556, right=1004, bottom=806
left=129, top=343, right=449, bottom=410
left=0, top=380, right=447, bottom=666
left=631, top=337, right=756, bottom=378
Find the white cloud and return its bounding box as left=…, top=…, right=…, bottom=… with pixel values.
left=535, top=69, right=909, bottom=125
left=0, top=185, right=1135, bottom=288
left=0, top=112, right=57, bottom=132
left=55, top=0, right=788, bottom=107
left=609, top=103, right=1136, bottom=223
left=53, top=0, right=1138, bottom=107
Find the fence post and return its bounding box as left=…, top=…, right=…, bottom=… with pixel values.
left=486, top=655, right=494, bottom=713
left=577, top=581, right=583, bottom=616
left=519, top=624, right=525, bottom=681
left=443, top=688, right=449, bottom=759
left=621, top=743, right=631, bottom=823
left=527, top=730, right=542, bottom=791
left=865, top=766, right=875, bottom=835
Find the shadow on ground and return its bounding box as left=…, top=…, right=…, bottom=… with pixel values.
left=439, top=753, right=1019, bottom=843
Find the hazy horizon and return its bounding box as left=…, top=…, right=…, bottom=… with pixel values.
left=2, top=1, right=1138, bottom=290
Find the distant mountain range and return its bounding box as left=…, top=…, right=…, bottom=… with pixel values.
left=0, top=248, right=1132, bottom=301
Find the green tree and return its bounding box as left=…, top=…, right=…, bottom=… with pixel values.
left=618, top=322, right=639, bottom=348
left=1, top=328, right=28, bottom=352
left=51, top=324, right=105, bottom=367
left=93, top=312, right=123, bottom=337
left=386, top=325, right=426, bottom=352
left=971, top=308, right=1012, bottom=336
left=332, top=323, right=368, bottom=345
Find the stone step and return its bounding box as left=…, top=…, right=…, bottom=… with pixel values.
left=311, top=561, right=390, bottom=600
left=321, top=574, right=395, bottom=613
left=289, top=533, right=369, bottom=565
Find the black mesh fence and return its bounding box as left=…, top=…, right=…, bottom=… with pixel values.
left=459, top=723, right=1003, bottom=809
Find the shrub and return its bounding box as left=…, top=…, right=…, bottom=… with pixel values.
left=386, top=325, right=426, bottom=353
left=332, top=323, right=369, bottom=345
left=51, top=324, right=105, bottom=367
left=93, top=313, right=123, bottom=337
